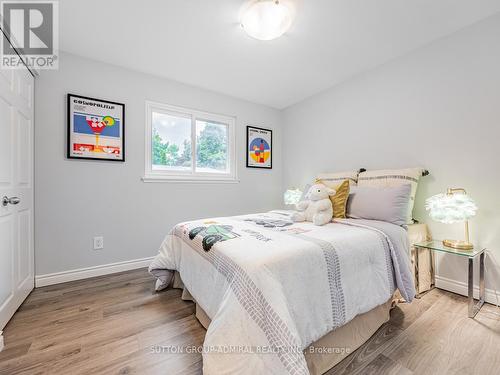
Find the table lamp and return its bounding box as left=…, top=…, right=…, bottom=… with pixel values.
left=425, top=188, right=477, bottom=250
left=284, top=188, right=302, bottom=206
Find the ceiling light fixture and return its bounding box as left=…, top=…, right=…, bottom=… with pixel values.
left=240, top=0, right=294, bottom=41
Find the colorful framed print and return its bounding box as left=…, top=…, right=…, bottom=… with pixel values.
left=67, top=94, right=125, bottom=161
left=246, top=126, right=272, bottom=169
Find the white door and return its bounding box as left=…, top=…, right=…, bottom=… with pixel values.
left=0, top=46, right=35, bottom=332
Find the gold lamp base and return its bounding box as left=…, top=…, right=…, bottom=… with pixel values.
left=442, top=239, right=474, bottom=250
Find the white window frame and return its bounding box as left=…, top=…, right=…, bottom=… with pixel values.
left=143, top=101, right=237, bottom=183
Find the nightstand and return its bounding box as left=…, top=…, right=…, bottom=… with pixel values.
left=414, top=240, right=485, bottom=318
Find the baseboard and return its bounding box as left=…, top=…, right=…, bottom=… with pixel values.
left=35, top=257, right=155, bottom=287
left=435, top=275, right=500, bottom=306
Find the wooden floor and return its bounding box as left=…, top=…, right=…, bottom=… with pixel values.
left=0, top=269, right=499, bottom=375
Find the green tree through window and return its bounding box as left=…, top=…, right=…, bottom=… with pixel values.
left=152, top=124, right=227, bottom=171
left=197, top=123, right=227, bottom=171
left=152, top=129, right=182, bottom=167
left=177, top=139, right=191, bottom=167
left=148, top=103, right=235, bottom=180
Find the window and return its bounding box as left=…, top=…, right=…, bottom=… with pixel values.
left=144, top=101, right=236, bottom=182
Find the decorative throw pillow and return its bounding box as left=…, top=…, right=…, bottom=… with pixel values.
left=316, top=170, right=359, bottom=187
left=316, top=179, right=350, bottom=219
left=357, top=168, right=423, bottom=224
left=346, top=184, right=412, bottom=226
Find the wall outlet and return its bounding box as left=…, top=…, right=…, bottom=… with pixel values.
left=93, top=236, right=104, bottom=250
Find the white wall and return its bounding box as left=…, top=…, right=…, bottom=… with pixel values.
left=283, top=14, right=500, bottom=298
left=35, top=52, right=283, bottom=276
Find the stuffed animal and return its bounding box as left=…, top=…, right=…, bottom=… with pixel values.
left=291, top=183, right=335, bottom=226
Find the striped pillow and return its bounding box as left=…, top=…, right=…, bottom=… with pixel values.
left=316, top=170, right=359, bottom=187
left=357, top=168, right=424, bottom=224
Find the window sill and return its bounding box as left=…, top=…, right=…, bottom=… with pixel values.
left=142, top=175, right=240, bottom=184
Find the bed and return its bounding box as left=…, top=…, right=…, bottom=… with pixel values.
left=149, top=210, right=415, bottom=375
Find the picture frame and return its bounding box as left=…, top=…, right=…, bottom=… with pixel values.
left=67, top=93, right=125, bottom=161
left=246, top=126, right=272, bottom=169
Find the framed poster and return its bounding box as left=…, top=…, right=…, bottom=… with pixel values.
left=246, top=126, right=272, bottom=169
left=67, top=94, right=125, bottom=161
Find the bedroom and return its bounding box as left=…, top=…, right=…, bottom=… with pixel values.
left=0, top=0, right=499, bottom=374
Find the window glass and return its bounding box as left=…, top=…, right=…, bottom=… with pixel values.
left=195, top=120, right=228, bottom=173
left=151, top=111, right=191, bottom=171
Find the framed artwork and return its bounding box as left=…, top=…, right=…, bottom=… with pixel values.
left=246, top=126, right=272, bottom=169
left=67, top=94, right=125, bottom=161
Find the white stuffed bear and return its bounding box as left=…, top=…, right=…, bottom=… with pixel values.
left=291, top=183, right=335, bottom=226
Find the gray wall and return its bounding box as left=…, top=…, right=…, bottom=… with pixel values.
left=36, top=15, right=500, bottom=298
left=283, top=14, right=500, bottom=294
left=35, top=52, right=283, bottom=275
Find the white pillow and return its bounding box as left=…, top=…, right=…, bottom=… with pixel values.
left=357, top=168, right=424, bottom=224
left=316, top=170, right=360, bottom=188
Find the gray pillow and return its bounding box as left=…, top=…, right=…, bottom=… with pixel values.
left=346, top=184, right=412, bottom=226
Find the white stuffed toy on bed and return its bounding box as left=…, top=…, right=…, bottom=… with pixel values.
left=291, top=183, right=335, bottom=225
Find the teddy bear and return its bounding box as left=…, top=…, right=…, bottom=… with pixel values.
left=291, top=183, right=335, bottom=226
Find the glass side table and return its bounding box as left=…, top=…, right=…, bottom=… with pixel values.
left=414, top=240, right=485, bottom=318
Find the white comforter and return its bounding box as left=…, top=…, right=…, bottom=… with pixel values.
left=149, top=211, right=415, bottom=375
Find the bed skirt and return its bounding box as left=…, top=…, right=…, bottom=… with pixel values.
left=172, top=272, right=393, bottom=375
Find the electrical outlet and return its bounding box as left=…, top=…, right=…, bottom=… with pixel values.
left=93, top=236, right=104, bottom=250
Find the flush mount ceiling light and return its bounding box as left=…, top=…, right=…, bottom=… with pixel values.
left=240, top=0, right=294, bottom=41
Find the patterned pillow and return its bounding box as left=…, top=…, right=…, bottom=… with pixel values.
left=357, top=168, right=424, bottom=224
left=316, top=170, right=359, bottom=187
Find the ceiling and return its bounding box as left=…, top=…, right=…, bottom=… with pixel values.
left=60, top=0, right=500, bottom=109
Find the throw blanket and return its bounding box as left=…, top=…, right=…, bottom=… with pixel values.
left=149, top=211, right=414, bottom=375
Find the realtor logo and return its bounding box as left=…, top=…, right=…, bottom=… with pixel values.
left=1, top=0, right=59, bottom=69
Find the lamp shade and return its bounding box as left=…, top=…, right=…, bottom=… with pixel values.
left=241, top=0, right=294, bottom=41
left=425, top=192, right=477, bottom=224
left=284, top=188, right=302, bottom=205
